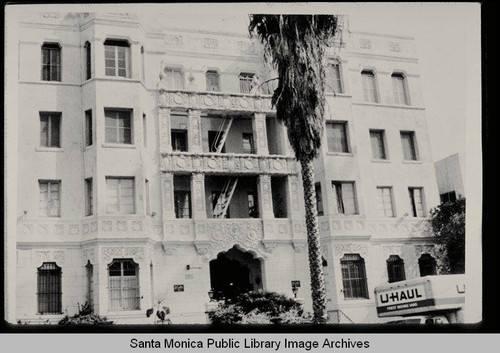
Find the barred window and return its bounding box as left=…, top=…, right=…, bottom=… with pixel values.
left=419, top=254, right=437, bottom=277
left=104, top=39, right=130, bottom=78
left=239, top=73, right=254, bottom=94
left=41, top=42, right=61, bottom=81
left=386, top=255, right=406, bottom=283
left=108, top=259, right=140, bottom=311
left=37, top=262, right=62, bottom=314
left=340, top=254, right=369, bottom=299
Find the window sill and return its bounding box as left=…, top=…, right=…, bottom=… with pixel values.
left=325, top=92, right=351, bottom=98
left=326, top=152, right=353, bottom=157
left=36, top=147, right=64, bottom=153
left=371, top=158, right=390, bottom=163
left=402, top=160, right=421, bottom=165
left=102, top=143, right=136, bottom=149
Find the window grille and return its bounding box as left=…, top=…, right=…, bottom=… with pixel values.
left=419, top=254, right=437, bottom=276
left=41, top=43, right=61, bottom=81
left=386, top=255, right=406, bottom=283
left=108, top=259, right=140, bottom=311
left=239, top=73, right=254, bottom=94
left=340, top=254, right=369, bottom=299
left=37, top=262, right=62, bottom=314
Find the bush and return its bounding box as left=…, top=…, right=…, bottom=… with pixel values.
left=208, top=291, right=309, bottom=325
left=58, top=302, right=113, bottom=325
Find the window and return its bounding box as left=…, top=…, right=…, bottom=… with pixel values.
left=40, top=112, right=61, bottom=148
left=326, top=62, right=343, bottom=94
left=41, top=43, right=61, bottom=81
left=206, top=70, right=220, bottom=91
left=239, top=72, right=255, bottom=94
left=361, top=70, right=378, bottom=103
left=85, top=110, right=92, bottom=147
left=85, top=178, right=93, bottom=216
left=140, top=46, right=145, bottom=82
left=326, top=122, right=349, bottom=153
left=340, top=254, right=369, bottom=299
left=242, top=133, right=255, bottom=154
left=392, top=73, right=409, bottom=105
left=209, top=130, right=225, bottom=153
left=440, top=191, right=457, bottom=204
left=409, top=187, right=425, bottom=217
left=108, top=259, right=140, bottom=311
left=332, top=181, right=358, bottom=215
left=163, top=68, right=184, bottom=89
left=370, top=130, right=386, bottom=159
left=39, top=180, right=61, bottom=217
left=145, top=179, right=151, bottom=216
left=401, top=131, right=418, bottom=161
left=85, top=41, right=91, bottom=80
left=104, top=39, right=130, bottom=77
left=142, top=114, right=147, bottom=148
left=106, top=177, right=135, bottom=214
left=105, top=109, right=132, bottom=144
left=37, top=262, right=62, bottom=314
left=174, top=191, right=191, bottom=219
left=418, top=254, right=437, bottom=276
left=377, top=187, right=394, bottom=217
left=86, top=262, right=94, bottom=307
left=248, top=193, right=258, bottom=218
left=171, top=130, right=188, bottom=152
left=386, top=255, right=406, bottom=283
left=315, top=182, right=324, bottom=216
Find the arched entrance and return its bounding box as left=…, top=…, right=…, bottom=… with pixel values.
left=209, top=246, right=263, bottom=302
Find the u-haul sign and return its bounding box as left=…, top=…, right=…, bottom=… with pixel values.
left=376, top=284, right=434, bottom=314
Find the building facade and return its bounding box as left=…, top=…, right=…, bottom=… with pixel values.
left=435, top=153, right=466, bottom=203
left=7, top=11, right=441, bottom=324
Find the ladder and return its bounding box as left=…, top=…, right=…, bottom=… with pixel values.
left=213, top=178, right=239, bottom=218
left=210, top=116, right=234, bottom=153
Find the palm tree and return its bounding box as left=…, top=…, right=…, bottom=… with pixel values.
left=249, top=15, right=338, bottom=324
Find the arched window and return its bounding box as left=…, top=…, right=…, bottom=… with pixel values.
left=386, top=255, right=406, bottom=283
left=361, top=70, right=378, bottom=103
left=206, top=70, right=220, bottom=92
left=391, top=73, right=410, bottom=105
left=37, top=262, right=62, bottom=314
left=419, top=253, right=437, bottom=276
left=41, top=42, right=61, bottom=81
left=108, top=259, right=140, bottom=311
left=84, top=41, right=91, bottom=80
left=340, top=253, right=369, bottom=299
left=104, top=39, right=130, bottom=78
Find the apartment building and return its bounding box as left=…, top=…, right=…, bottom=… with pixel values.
left=6, top=11, right=441, bottom=324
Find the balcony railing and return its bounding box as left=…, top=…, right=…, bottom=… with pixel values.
left=160, top=152, right=299, bottom=175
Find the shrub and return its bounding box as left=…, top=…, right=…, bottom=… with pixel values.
left=58, top=302, right=113, bottom=325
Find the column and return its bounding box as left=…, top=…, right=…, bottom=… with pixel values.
left=158, top=107, right=172, bottom=154
left=160, top=172, right=175, bottom=220
left=191, top=173, right=207, bottom=219
left=188, top=109, right=203, bottom=153
left=257, top=174, right=274, bottom=220
left=252, top=113, right=269, bottom=155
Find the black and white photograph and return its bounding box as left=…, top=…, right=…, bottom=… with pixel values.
left=3, top=1, right=490, bottom=351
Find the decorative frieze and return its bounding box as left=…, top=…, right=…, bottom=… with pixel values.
left=158, top=107, right=172, bottom=153
left=191, top=173, right=207, bottom=219
left=165, top=34, right=183, bottom=47
left=160, top=153, right=298, bottom=175
left=158, top=90, right=274, bottom=113
left=414, top=244, right=437, bottom=258
left=187, top=109, right=202, bottom=153
left=382, top=245, right=404, bottom=258
left=203, top=37, right=218, bottom=49
left=359, top=38, right=372, bottom=49
left=101, top=246, right=145, bottom=263
left=333, top=243, right=369, bottom=258
left=389, top=41, right=401, bottom=52
left=33, top=250, right=65, bottom=266
left=82, top=248, right=96, bottom=264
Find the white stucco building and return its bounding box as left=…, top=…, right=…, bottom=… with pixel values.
left=5, top=10, right=442, bottom=324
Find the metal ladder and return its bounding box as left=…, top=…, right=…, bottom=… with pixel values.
left=210, top=116, right=234, bottom=153
left=213, top=178, right=239, bottom=218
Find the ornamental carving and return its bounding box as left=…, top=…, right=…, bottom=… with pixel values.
left=82, top=248, right=95, bottom=264
left=23, top=223, right=33, bottom=234
left=389, top=41, right=401, bottom=52
left=193, top=221, right=266, bottom=260
left=55, top=224, right=64, bottom=235
left=165, top=34, right=183, bottom=47
left=414, top=244, right=436, bottom=258
left=101, top=247, right=145, bottom=263
left=33, top=250, right=65, bottom=266
left=38, top=224, right=48, bottom=235
left=203, top=38, right=218, bottom=49
left=292, top=239, right=307, bottom=253
left=333, top=243, right=369, bottom=258
left=359, top=39, right=372, bottom=49
left=382, top=245, right=404, bottom=258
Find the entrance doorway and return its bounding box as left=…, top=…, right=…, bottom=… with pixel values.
left=209, top=246, right=263, bottom=302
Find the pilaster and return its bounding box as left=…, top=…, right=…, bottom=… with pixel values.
left=160, top=172, right=175, bottom=221
left=253, top=113, right=269, bottom=155
left=257, top=174, right=274, bottom=220
left=188, top=109, right=203, bottom=153
left=159, top=107, right=172, bottom=153
left=191, top=173, right=207, bottom=219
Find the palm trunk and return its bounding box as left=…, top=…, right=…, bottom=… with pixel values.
left=300, top=157, right=327, bottom=324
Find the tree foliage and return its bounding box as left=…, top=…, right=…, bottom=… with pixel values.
left=429, top=198, right=465, bottom=274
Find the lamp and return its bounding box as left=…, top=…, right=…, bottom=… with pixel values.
left=208, top=288, right=214, bottom=302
